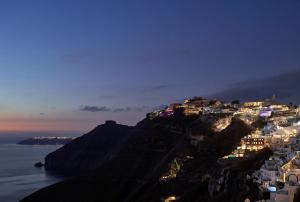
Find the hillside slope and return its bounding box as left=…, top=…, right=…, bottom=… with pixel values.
left=21, top=115, right=271, bottom=202
left=45, top=120, right=133, bottom=173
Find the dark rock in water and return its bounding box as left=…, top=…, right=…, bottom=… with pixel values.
left=44, top=120, right=133, bottom=173
left=34, top=162, right=44, bottom=168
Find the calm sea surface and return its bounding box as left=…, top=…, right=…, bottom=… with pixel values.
left=0, top=139, right=65, bottom=202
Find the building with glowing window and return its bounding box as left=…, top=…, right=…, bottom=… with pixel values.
left=241, top=137, right=265, bottom=150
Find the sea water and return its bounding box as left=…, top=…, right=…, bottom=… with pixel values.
left=0, top=139, right=64, bottom=202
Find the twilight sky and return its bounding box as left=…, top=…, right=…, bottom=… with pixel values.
left=0, top=0, right=300, bottom=133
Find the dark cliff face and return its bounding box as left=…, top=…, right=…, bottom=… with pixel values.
left=45, top=120, right=133, bottom=173
left=21, top=117, right=271, bottom=202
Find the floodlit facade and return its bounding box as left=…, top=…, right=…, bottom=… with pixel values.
left=241, top=138, right=265, bottom=151
left=243, top=101, right=264, bottom=108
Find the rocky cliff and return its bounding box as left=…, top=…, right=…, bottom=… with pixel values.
left=45, top=120, right=133, bottom=173
left=21, top=114, right=271, bottom=202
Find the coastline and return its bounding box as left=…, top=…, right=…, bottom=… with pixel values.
left=0, top=142, right=65, bottom=202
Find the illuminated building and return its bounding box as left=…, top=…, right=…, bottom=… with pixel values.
left=241, top=138, right=265, bottom=151
left=259, top=107, right=273, bottom=118
left=243, top=101, right=264, bottom=108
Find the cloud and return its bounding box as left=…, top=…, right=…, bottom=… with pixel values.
left=80, top=105, right=111, bottom=112
left=112, top=106, right=164, bottom=113
left=79, top=105, right=161, bottom=113
left=113, top=107, right=131, bottom=112
left=143, top=85, right=168, bottom=93
left=132, top=106, right=154, bottom=112
left=211, top=69, right=300, bottom=103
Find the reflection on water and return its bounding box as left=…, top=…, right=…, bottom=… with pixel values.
left=0, top=142, right=65, bottom=202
